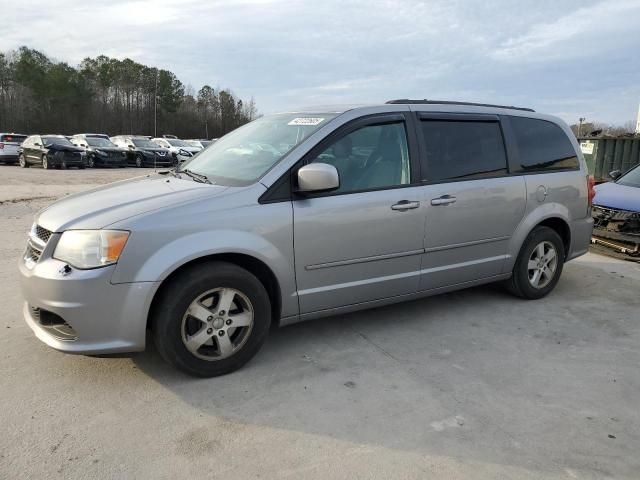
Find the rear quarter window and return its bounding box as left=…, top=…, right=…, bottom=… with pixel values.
left=0, top=134, right=27, bottom=144
left=509, top=117, right=579, bottom=173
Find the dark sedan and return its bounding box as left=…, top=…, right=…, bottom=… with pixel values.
left=111, top=135, right=176, bottom=167
left=71, top=134, right=128, bottom=167
left=19, top=135, right=86, bottom=169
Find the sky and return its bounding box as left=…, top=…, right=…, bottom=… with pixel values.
left=2, top=0, right=640, bottom=125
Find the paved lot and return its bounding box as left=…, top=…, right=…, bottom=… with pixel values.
left=1, top=165, right=639, bottom=479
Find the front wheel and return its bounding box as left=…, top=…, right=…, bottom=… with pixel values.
left=506, top=226, right=565, bottom=299
left=135, top=154, right=144, bottom=168
left=42, top=155, right=50, bottom=169
left=19, top=154, right=28, bottom=168
left=88, top=156, right=95, bottom=168
left=152, top=261, right=271, bottom=377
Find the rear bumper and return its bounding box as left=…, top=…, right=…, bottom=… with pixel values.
left=0, top=154, right=18, bottom=162
left=19, top=256, right=158, bottom=354
left=567, top=216, right=594, bottom=261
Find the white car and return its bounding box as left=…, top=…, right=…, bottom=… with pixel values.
left=0, top=133, right=28, bottom=164
left=152, top=138, right=201, bottom=163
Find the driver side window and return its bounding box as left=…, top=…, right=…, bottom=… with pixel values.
left=310, top=122, right=411, bottom=194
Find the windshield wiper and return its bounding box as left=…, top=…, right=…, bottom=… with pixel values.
left=180, top=169, right=212, bottom=184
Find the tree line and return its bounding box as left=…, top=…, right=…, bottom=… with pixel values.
left=0, top=46, right=257, bottom=139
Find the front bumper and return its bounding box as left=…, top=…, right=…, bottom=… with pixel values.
left=19, top=254, right=158, bottom=354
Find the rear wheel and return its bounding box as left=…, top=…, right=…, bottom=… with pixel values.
left=506, top=226, right=565, bottom=299
left=19, top=154, right=28, bottom=168
left=152, top=261, right=271, bottom=377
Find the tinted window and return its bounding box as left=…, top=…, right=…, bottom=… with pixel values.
left=510, top=117, right=578, bottom=172
left=310, top=122, right=411, bottom=193
left=420, top=121, right=507, bottom=182
left=0, top=134, right=27, bottom=144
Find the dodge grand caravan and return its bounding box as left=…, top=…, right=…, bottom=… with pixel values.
left=19, top=100, right=594, bottom=376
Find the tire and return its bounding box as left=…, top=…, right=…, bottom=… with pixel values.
left=19, top=154, right=28, bottom=168
left=135, top=154, right=144, bottom=168
left=42, top=155, right=50, bottom=169
left=506, top=226, right=565, bottom=300
left=152, top=261, right=272, bottom=377
left=88, top=156, right=95, bottom=168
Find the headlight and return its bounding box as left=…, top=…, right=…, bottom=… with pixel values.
left=95, top=149, right=107, bottom=156
left=54, top=230, right=130, bottom=269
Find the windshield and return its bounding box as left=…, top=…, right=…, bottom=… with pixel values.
left=167, top=139, right=191, bottom=148
left=132, top=138, right=160, bottom=148
left=180, top=113, right=337, bottom=186
left=618, top=165, right=640, bottom=188
left=43, top=136, right=73, bottom=146
left=86, top=137, right=116, bottom=147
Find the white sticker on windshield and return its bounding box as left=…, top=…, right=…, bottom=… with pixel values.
left=288, top=117, right=325, bottom=126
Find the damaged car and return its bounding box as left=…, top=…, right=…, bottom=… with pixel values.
left=592, top=164, right=640, bottom=257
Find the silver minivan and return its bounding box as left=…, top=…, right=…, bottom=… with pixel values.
left=19, top=100, right=595, bottom=376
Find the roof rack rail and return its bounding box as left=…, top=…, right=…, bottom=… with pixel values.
left=385, top=99, right=535, bottom=112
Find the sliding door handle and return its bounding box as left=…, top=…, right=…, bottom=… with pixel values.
left=431, top=195, right=457, bottom=206
left=391, top=200, right=420, bottom=211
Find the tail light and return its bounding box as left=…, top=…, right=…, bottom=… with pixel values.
left=0, top=143, right=4, bottom=150
left=587, top=175, right=596, bottom=207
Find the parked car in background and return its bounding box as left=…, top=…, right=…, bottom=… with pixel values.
left=19, top=135, right=86, bottom=169
left=152, top=137, right=201, bottom=163
left=185, top=139, right=215, bottom=149
left=0, top=133, right=28, bottom=164
left=19, top=101, right=594, bottom=377
left=592, top=164, right=640, bottom=256
left=71, top=134, right=128, bottom=168
left=111, top=135, right=175, bottom=167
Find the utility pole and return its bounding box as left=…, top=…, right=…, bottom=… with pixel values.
left=578, top=117, right=585, bottom=137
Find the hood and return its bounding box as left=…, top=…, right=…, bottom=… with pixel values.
left=91, top=146, right=127, bottom=154
left=593, top=181, right=640, bottom=212
left=46, top=144, right=85, bottom=153
left=36, top=175, right=228, bottom=232
left=139, top=147, right=170, bottom=154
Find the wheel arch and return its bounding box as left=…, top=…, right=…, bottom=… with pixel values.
left=506, top=205, right=573, bottom=272
left=147, top=252, right=283, bottom=332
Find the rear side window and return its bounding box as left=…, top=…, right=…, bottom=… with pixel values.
left=420, top=120, right=507, bottom=182
left=510, top=117, right=579, bottom=172
left=0, top=134, right=27, bottom=144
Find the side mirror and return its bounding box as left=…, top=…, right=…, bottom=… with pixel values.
left=34, top=143, right=41, bottom=147
left=297, top=163, right=340, bottom=193
left=128, top=145, right=134, bottom=149
left=609, top=170, right=622, bottom=180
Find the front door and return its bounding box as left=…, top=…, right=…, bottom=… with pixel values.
left=415, top=114, right=526, bottom=290
left=293, top=114, right=426, bottom=314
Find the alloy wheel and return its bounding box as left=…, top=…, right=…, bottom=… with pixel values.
left=527, top=241, right=557, bottom=289
left=181, top=288, right=254, bottom=361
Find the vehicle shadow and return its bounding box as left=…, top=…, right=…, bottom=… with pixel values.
left=132, top=262, right=640, bottom=476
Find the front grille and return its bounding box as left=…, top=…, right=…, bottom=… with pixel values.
left=592, top=205, right=640, bottom=236
left=25, top=242, right=43, bottom=263
left=34, top=225, right=52, bottom=243
left=24, top=224, right=52, bottom=266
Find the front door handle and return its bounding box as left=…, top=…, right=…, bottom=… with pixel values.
left=391, top=200, right=420, bottom=211
left=431, top=195, right=457, bottom=206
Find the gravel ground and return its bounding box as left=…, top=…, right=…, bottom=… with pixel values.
left=1, top=164, right=639, bottom=479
